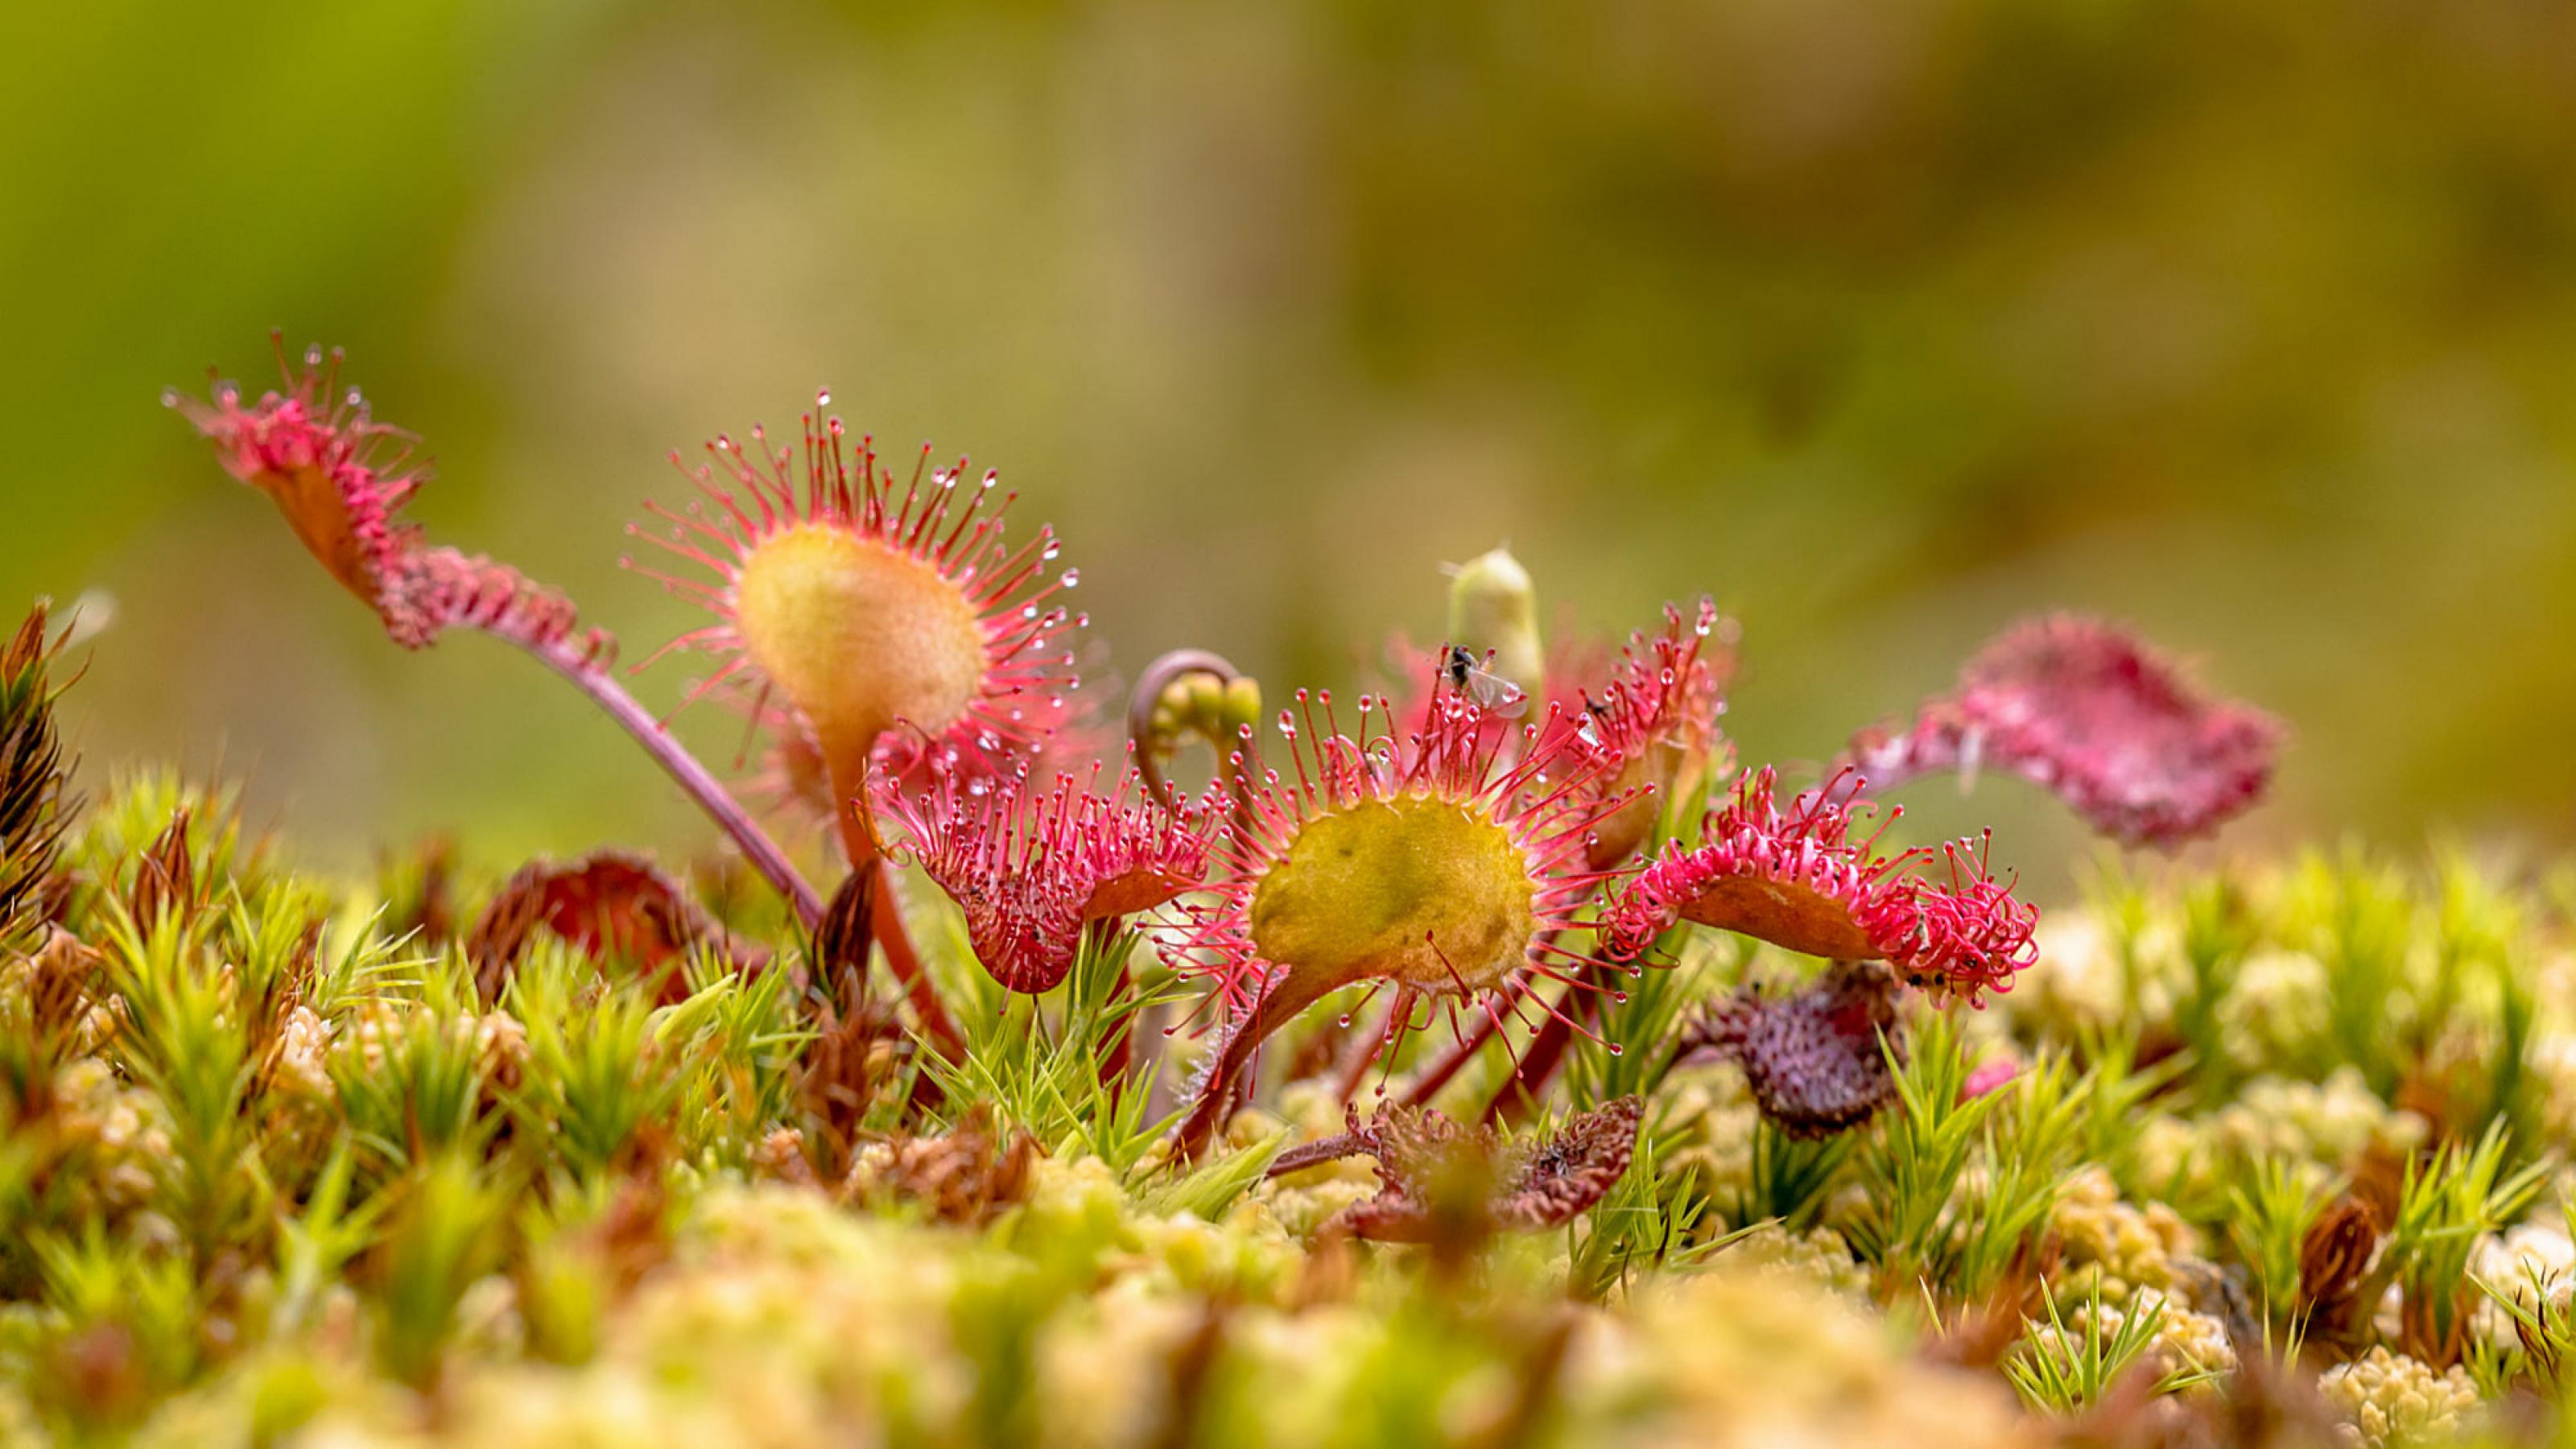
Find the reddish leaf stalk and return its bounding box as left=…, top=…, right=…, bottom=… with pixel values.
left=1328, top=989, right=1416, bottom=1105
left=1329, top=1013, right=1385, bottom=1106
left=824, top=778, right=965, bottom=1062
left=1481, top=966, right=1605, bottom=1126
left=1173, top=968, right=1340, bottom=1158
left=518, top=628, right=824, bottom=930
left=1400, top=927, right=1560, bottom=1108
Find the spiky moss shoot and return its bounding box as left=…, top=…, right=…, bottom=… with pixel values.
left=0, top=603, right=72, bottom=948
left=1165, top=665, right=1642, bottom=1154
left=628, top=402, right=1083, bottom=824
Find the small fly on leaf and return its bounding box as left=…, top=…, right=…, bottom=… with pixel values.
left=1445, top=645, right=1528, bottom=719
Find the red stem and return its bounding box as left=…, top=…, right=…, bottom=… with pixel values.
left=518, top=634, right=824, bottom=929
left=1403, top=929, right=1556, bottom=1109
left=521, top=630, right=964, bottom=1061
left=1173, top=970, right=1337, bottom=1158
left=1328, top=1004, right=1389, bottom=1105
left=1403, top=1005, right=1505, bottom=1107
left=831, top=795, right=966, bottom=1062
left=1481, top=967, right=1609, bottom=1127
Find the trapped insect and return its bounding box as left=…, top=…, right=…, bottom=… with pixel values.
left=1445, top=644, right=1529, bottom=718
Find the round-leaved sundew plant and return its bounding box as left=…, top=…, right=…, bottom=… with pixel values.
left=1847, top=613, right=2285, bottom=848
left=622, top=401, right=1087, bottom=1049
left=875, top=761, right=1220, bottom=994
left=1542, top=597, right=1733, bottom=869
left=1162, top=663, right=1645, bottom=1154
left=170, top=339, right=827, bottom=935
left=1600, top=767, right=2041, bottom=1005
left=171, top=338, right=2283, bottom=1186
left=168, top=338, right=598, bottom=656
left=172, top=341, right=1095, bottom=1056
left=1386, top=590, right=1736, bottom=1110
left=626, top=400, right=1085, bottom=820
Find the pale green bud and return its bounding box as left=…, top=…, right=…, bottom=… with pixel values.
left=1445, top=545, right=1543, bottom=696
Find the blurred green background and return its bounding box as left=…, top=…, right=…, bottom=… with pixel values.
left=6, top=0, right=2574, bottom=886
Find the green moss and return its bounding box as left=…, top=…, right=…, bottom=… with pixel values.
left=7, top=774, right=2576, bottom=1443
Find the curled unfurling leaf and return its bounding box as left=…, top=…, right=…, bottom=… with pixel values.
left=1127, top=647, right=1261, bottom=811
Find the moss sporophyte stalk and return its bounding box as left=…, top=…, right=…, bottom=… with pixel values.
left=100, top=332, right=2576, bottom=1446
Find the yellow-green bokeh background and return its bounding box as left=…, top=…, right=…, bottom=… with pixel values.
left=7, top=0, right=2574, bottom=885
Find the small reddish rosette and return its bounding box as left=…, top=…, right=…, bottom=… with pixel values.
left=1693, top=960, right=1904, bottom=1137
